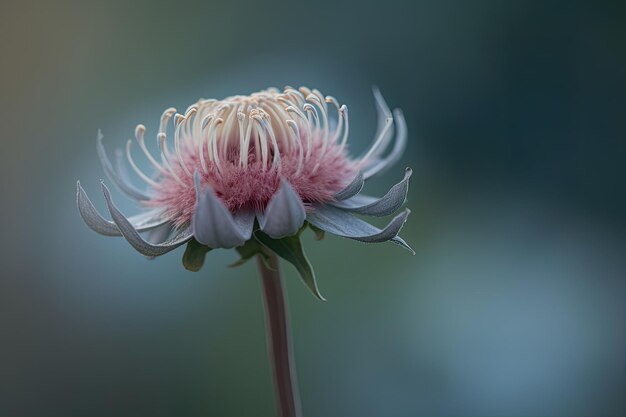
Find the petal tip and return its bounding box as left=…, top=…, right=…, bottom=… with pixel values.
left=258, top=179, right=306, bottom=239
left=193, top=183, right=254, bottom=249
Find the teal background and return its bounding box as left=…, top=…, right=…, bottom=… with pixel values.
left=1, top=0, right=624, bottom=416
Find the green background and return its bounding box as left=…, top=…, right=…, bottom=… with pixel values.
left=1, top=0, right=624, bottom=416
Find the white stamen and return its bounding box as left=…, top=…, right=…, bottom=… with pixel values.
left=182, top=107, right=198, bottom=145
left=174, top=113, right=185, bottom=127
left=157, top=133, right=186, bottom=186
left=198, top=114, right=214, bottom=174
left=262, top=118, right=281, bottom=172
left=325, top=96, right=344, bottom=144
left=307, top=94, right=329, bottom=143
left=325, top=96, right=340, bottom=108
left=299, top=86, right=312, bottom=99
left=208, top=117, right=224, bottom=173
left=201, top=114, right=212, bottom=130
left=184, top=104, right=199, bottom=117
left=303, top=103, right=320, bottom=134
left=126, top=140, right=159, bottom=188
left=261, top=99, right=290, bottom=151
left=158, top=108, right=177, bottom=134
left=286, top=105, right=313, bottom=161
left=237, top=111, right=248, bottom=167
left=134, top=124, right=169, bottom=176
left=241, top=113, right=254, bottom=167
left=339, top=105, right=350, bottom=149
left=303, top=103, right=327, bottom=173
left=312, top=89, right=328, bottom=114
left=307, top=95, right=331, bottom=167
left=220, top=104, right=238, bottom=161
left=252, top=115, right=270, bottom=171
left=285, top=88, right=306, bottom=108
left=287, top=119, right=304, bottom=175
left=174, top=116, right=193, bottom=177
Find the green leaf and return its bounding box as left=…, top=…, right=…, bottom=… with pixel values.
left=230, top=239, right=271, bottom=268
left=182, top=239, right=212, bottom=272
left=254, top=231, right=325, bottom=301
left=307, top=222, right=325, bottom=240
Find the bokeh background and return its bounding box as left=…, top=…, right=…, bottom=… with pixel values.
left=1, top=0, right=624, bottom=416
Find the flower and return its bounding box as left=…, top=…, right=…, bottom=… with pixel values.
left=77, top=86, right=413, bottom=296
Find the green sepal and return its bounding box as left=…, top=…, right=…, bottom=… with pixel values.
left=230, top=239, right=272, bottom=269
left=254, top=231, right=325, bottom=301
left=182, top=238, right=213, bottom=272
left=307, top=222, right=325, bottom=240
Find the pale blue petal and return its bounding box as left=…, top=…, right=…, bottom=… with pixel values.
left=334, top=194, right=378, bottom=207
left=143, top=224, right=174, bottom=260
left=306, top=205, right=414, bottom=253
left=330, top=167, right=411, bottom=217
left=76, top=181, right=169, bottom=236
left=257, top=179, right=306, bottom=238
left=146, top=224, right=172, bottom=244
left=101, top=183, right=192, bottom=256
left=192, top=172, right=254, bottom=249
left=334, top=171, right=364, bottom=201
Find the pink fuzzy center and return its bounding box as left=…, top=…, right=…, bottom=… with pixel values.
left=144, top=135, right=358, bottom=228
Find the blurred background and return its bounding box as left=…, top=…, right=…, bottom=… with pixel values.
left=1, top=0, right=624, bottom=416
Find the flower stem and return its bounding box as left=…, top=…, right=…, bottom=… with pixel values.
left=257, top=253, right=302, bottom=417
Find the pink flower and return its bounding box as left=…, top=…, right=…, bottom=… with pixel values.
left=78, top=86, right=412, bottom=292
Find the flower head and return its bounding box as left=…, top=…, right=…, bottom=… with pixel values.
left=77, top=86, right=412, bottom=297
